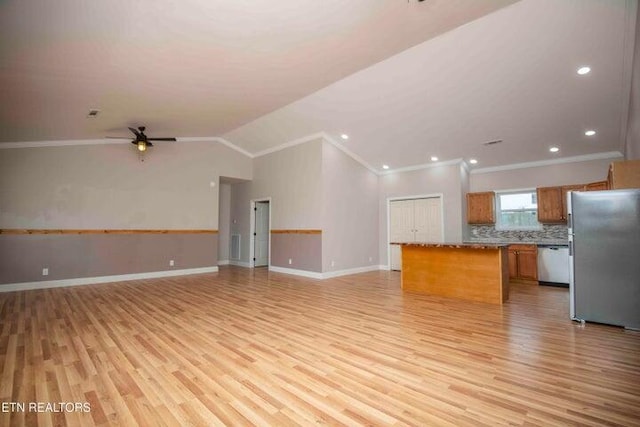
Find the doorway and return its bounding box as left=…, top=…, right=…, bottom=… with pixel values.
left=250, top=199, right=271, bottom=267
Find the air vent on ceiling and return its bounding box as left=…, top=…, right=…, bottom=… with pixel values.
left=482, top=139, right=503, bottom=146
left=87, top=109, right=100, bottom=118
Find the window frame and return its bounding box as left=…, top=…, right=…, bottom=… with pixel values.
left=494, top=189, right=543, bottom=231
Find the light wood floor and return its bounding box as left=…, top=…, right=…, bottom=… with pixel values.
left=1, top=267, right=639, bottom=426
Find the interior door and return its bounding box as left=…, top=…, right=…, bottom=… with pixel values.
left=425, top=197, right=443, bottom=242
left=254, top=201, right=269, bottom=267
left=389, top=197, right=443, bottom=271
left=389, top=200, right=414, bottom=271
left=390, top=200, right=414, bottom=242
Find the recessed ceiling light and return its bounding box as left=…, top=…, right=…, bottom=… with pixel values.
left=577, top=66, right=591, bottom=75
left=431, top=156, right=438, bottom=162
left=549, top=147, right=560, bottom=153
left=382, top=164, right=389, bottom=170
left=585, top=130, right=596, bottom=136
left=341, top=134, right=349, bottom=140
left=469, top=159, right=478, bottom=164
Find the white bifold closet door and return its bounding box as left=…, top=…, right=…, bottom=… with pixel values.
left=389, top=197, right=443, bottom=271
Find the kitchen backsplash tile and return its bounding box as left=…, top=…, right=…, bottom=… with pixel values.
left=469, top=224, right=568, bottom=243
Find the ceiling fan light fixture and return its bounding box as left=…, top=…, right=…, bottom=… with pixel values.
left=137, top=141, right=147, bottom=152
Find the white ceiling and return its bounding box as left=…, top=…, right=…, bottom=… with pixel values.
left=1, top=0, right=637, bottom=172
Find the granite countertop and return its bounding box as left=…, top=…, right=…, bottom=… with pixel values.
left=392, top=242, right=508, bottom=249
left=463, top=239, right=569, bottom=246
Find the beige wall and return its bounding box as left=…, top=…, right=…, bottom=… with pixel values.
left=0, top=141, right=252, bottom=229
left=378, top=163, right=465, bottom=267
left=229, top=181, right=252, bottom=264
left=321, top=141, right=379, bottom=272
left=251, top=139, right=323, bottom=229
left=625, top=1, right=640, bottom=160
left=218, top=183, right=231, bottom=261
left=469, top=157, right=619, bottom=192
left=229, top=139, right=323, bottom=265
left=460, top=163, right=471, bottom=241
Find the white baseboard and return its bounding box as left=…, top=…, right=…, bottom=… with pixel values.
left=321, top=265, right=382, bottom=279
left=0, top=266, right=219, bottom=293
left=269, top=264, right=384, bottom=280
left=217, top=259, right=230, bottom=266
left=379, top=264, right=391, bottom=271
left=229, top=260, right=251, bottom=268
left=268, top=266, right=324, bottom=279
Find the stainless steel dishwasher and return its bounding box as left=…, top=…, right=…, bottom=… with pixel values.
left=537, top=245, right=570, bottom=285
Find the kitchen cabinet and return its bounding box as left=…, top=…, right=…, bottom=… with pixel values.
left=537, top=184, right=584, bottom=223
left=607, top=160, right=640, bottom=189
left=585, top=180, right=608, bottom=191
left=467, top=192, right=495, bottom=224
left=508, top=244, right=538, bottom=283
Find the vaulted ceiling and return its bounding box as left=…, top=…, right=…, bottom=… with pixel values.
left=1, top=0, right=637, bottom=171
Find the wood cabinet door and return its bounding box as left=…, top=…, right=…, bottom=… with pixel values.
left=561, top=185, right=584, bottom=220
left=507, top=249, right=518, bottom=279
left=536, top=187, right=563, bottom=223
left=609, top=159, right=640, bottom=189
left=467, top=192, right=495, bottom=224
left=517, top=249, right=538, bottom=281
left=585, top=181, right=608, bottom=191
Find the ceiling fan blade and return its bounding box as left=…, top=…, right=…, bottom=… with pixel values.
left=147, top=137, right=176, bottom=141
left=128, top=127, right=143, bottom=138
left=105, top=136, right=131, bottom=139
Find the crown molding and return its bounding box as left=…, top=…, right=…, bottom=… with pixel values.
left=178, top=137, right=254, bottom=158
left=251, top=131, right=379, bottom=175
left=252, top=132, right=326, bottom=158
left=470, top=151, right=624, bottom=174
left=0, top=139, right=128, bottom=149
left=321, top=133, right=379, bottom=175
left=379, top=158, right=464, bottom=175
left=0, top=136, right=255, bottom=158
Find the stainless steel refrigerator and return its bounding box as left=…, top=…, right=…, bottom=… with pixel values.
left=568, top=189, right=640, bottom=330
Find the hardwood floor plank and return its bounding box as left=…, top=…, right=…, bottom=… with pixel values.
left=1, top=267, right=639, bottom=426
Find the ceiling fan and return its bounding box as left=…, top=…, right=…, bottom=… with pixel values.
left=107, top=126, right=177, bottom=152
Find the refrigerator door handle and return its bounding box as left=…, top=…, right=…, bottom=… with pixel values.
left=567, top=212, right=572, bottom=231
left=569, top=239, right=573, bottom=257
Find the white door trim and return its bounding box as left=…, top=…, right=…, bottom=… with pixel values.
left=249, top=197, right=272, bottom=268
left=386, top=193, right=444, bottom=270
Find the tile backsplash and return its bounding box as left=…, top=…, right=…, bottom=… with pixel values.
left=469, top=224, right=568, bottom=243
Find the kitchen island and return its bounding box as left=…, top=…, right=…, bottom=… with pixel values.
left=397, top=242, right=509, bottom=304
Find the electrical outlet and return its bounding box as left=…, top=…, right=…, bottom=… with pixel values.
left=369, top=256, right=373, bottom=262
left=331, top=260, right=335, bottom=267
left=42, top=268, right=49, bottom=276
left=169, top=260, right=175, bottom=267
left=288, top=258, right=292, bottom=265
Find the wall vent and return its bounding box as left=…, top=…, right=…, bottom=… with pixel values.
left=230, top=234, right=241, bottom=260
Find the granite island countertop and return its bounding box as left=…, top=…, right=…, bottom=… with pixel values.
left=463, top=239, right=569, bottom=246
left=391, top=242, right=508, bottom=250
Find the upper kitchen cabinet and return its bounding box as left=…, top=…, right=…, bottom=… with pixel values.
left=585, top=180, right=609, bottom=191
left=607, top=160, right=640, bottom=189
left=537, top=187, right=563, bottom=223
left=467, top=192, right=495, bottom=224
left=537, top=185, right=584, bottom=223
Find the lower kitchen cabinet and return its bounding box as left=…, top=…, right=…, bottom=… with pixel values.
left=508, top=244, right=538, bottom=283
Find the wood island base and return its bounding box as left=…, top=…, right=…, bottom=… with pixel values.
left=400, top=243, right=509, bottom=304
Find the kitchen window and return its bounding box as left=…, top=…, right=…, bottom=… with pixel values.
left=495, top=190, right=542, bottom=230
